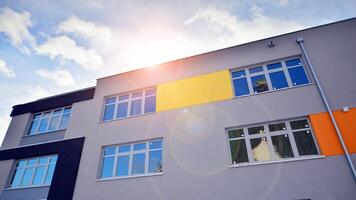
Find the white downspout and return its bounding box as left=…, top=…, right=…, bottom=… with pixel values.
left=297, top=37, right=356, bottom=182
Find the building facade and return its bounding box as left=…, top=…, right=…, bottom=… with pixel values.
left=0, top=18, right=356, bottom=200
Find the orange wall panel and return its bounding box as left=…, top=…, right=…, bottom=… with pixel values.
left=310, top=108, right=356, bottom=156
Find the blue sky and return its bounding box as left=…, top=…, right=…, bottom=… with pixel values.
left=0, top=0, right=355, bottom=144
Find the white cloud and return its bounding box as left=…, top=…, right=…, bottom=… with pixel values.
left=36, top=68, right=75, bottom=86
left=0, top=58, right=16, bottom=78
left=0, top=115, right=10, bottom=146
left=57, top=16, right=111, bottom=48
left=184, top=6, right=303, bottom=45
left=35, top=35, right=103, bottom=71
left=0, top=7, right=35, bottom=51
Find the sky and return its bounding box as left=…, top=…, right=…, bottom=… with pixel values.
left=0, top=0, right=356, bottom=145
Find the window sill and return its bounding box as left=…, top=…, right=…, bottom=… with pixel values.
left=232, top=82, right=315, bottom=99
left=3, top=184, right=50, bottom=191
left=23, top=129, right=66, bottom=138
left=229, top=155, right=325, bottom=169
left=96, top=172, right=163, bottom=182
left=100, top=111, right=156, bottom=124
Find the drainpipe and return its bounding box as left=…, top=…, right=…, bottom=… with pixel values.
left=297, top=37, right=356, bottom=182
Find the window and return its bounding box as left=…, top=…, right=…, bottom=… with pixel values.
left=100, top=139, right=162, bottom=179
left=231, top=58, right=309, bottom=97
left=227, top=118, right=319, bottom=165
left=28, top=107, right=72, bottom=135
left=102, top=88, right=156, bottom=121
left=9, top=155, right=58, bottom=188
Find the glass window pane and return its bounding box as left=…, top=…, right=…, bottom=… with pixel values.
left=228, top=129, right=244, bottom=139
left=290, top=119, right=309, bottom=130
left=132, top=153, right=145, bottom=174
left=38, top=118, right=49, bottom=133
left=33, top=113, right=41, bottom=119
left=101, top=156, right=114, bottom=178
left=48, top=115, right=60, bottom=131
left=145, top=88, right=156, bottom=96
left=293, top=130, right=318, bottom=156
left=233, top=78, right=250, bottom=96
left=134, top=143, right=146, bottom=151
left=53, top=109, right=62, bottom=115
left=248, top=126, right=265, bottom=135
left=105, top=97, right=116, bottom=104
left=44, top=164, right=55, bottom=185
left=104, top=147, right=116, bottom=155
left=116, top=155, right=130, bottom=176
left=50, top=156, right=58, bottom=163
left=250, top=137, right=271, bottom=161
left=119, top=94, right=129, bottom=101
left=288, top=66, right=309, bottom=86
left=267, top=62, right=282, bottom=70
left=33, top=166, right=46, bottom=185
left=117, top=102, right=128, bottom=118
left=286, top=58, right=302, bottom=67
left=249, top=66, right=263, bottom=74
left=229, top=139, right=248, bottom=164
left=29, top=119, right=40, bottom=135
left=251, top=75, right=269, bottom=93
left=38, top=157, right=49, bottom=164
left=119, top=145, right=131, bottom=153
left=268, top=123, right=286, bottom=132
left=231, top=70, right=245, bottom=78
left=149, top=141, right=162, bottom=149
left=132, top=91, right=143, bottom=98
left=59, top=113, right=70, bottom=129
left=28, top=159, right=36, bottom=166
left=17, top=160, right=27, bottom=167
left=144, top=96, right=156, bottom=113
left=271, top=134, right=294, bottom=159
left=63, top=107, right=71, bottom=114
left=130, top=99, right=142, bottom=116
left=269, top=71, right=288, bottom=89
left=11, top=168, right=25, bottom=187
left=103, top=104, right=115, bottom=121
left=149, top=150, right=162, bottom=173
left=21, top=167, right=35, bottom=186
left=42, top=112, right=51, bottom=118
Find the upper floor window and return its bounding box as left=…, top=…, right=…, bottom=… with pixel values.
left=227, top=118, right=319, bottom=165
left=9, top=155, right=58, bottom=188
left=28, top=107, right=72, bottom=135
left=100, top=139, right=162, bottom=179
left=103, top=88, right=156, bottom=121
left=231, top=58, right=309, bottom=97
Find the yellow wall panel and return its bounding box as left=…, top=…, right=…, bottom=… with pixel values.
left=157, top=70, right=234, bottom=111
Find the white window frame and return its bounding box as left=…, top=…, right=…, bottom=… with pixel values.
left=102, top=87, right=156, bottom=122
left=230, top=57, right=310, bottom=97
left=9, top=155, right=58, bottom=189
left=99, top=139, right=163, bottom=179
left=227, top=118, right=320, bottom=166
left=28, top=107, right=72, bottom=135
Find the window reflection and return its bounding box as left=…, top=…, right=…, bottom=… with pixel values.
left=271, top=134, right=294, bottom=159
left=251, top=75, right=269, bottom=93
left=250, top=137, right=271, bottom=161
